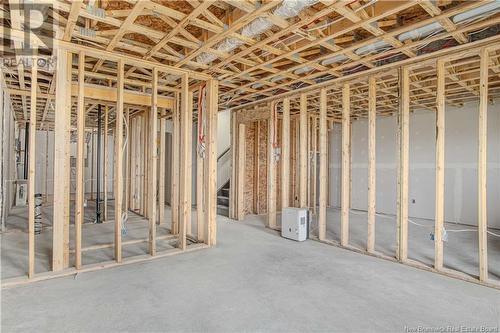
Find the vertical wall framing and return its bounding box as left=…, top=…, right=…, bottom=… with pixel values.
left=114, top=59, right=124, bottom=263
left=281, top=98, right=290, bottom=209
left=148, top=67, right=158, bottom=255
left=397, top=67, right=410, bottom=263
left=52, top=48, right=71, bottom=271
left=299, top=94, right=308, bottom=208
left=178, top=73, right=191, bottom=250
left=341, top=84, right=351, bottom=247
left=434, top=59, right=445, bottom=270
left=27, top=56, right=37, bottom=278
left=478, top=48, right=489, bottom=282
left=267, top=102, right=277, bottom=229
left=75, top=51, right=85, bottom=269
left=367, top=77, right=376, bottom=253
left=237, top=123, right=246, bottom=220
left=204, top=79, right=218, bottom=246
left=318, top=88, right=327, bottom=241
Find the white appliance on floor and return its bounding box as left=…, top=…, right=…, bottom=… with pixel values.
left=281, top=207, right=309, bottom=241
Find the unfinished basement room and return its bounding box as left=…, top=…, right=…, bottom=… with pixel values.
left=1, top=0, right=500, bottom=332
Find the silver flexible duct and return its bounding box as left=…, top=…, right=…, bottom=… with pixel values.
left=197, top=0, right=318, bottom=65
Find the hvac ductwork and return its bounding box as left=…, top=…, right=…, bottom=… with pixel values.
left=197, top=0, right=318, bottom=65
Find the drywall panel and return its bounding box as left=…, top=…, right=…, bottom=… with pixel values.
left=346, top=101, right=500, bottom=228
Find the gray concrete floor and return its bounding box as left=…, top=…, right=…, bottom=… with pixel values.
left=2, top=210, right=500, bottom=332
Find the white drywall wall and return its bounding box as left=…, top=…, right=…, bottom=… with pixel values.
left=1, top=71, right=17, bottom=224
left=330, top=101, right=500, bottom=228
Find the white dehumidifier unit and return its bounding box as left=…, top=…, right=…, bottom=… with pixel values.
left=281, top=207, right=309, bottom=241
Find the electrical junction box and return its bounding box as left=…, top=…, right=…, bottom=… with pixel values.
left=281, top=207, right=309, bottom=242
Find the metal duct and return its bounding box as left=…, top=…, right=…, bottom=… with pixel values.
left=197, top=0, right=318, bottom=65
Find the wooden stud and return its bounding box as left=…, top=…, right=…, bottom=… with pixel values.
left=52, top=49, right=71, bottom=271
left=367, top=76, right=376, bottom=253
left=311, top=116, right=318, bottom=215
left=478, top=48, right=488, bottom=282
left=237, top=123, right=246, bottom=220
left=148, top=67, right=158, bottom=256
left=253, top=121, right=260, bottom=214
left=299, top=94, right=308, bottom=208
left=75, top=52, right=85, bottom=270
left=434, top=59, right=445, bottom=270
left=27, top=55, right=37, bottom=278
left=341, top=83, right=350, bottom=247
left=267, top=102, right=277, bottom=229
left=319, top=88, right=327, bottom=241
left=125, top=108, right=130, bottom=212
left=281, top=98, right=290, bottom=209
left=229, top=111, right=237, bottom=219
left=204, top=79, right=218, bottom=246
left=196, top=121, right=205, bottom=240
left=159, top=110, right=166, bottom=225
left=178, top=73, right=191, bottom=250
left=171, top=92, right=180, bottom=235
left=397, top=66, right=410, bottom=262
left=103, top=103, right=108, bottom=221
left=114, top=59, right=124, bottom=263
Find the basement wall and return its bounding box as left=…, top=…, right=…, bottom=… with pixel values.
left=17, top=129, right=115, bottom=196
left=329, top=101, right=500, bottom=228
left=0, top=70, right=16, bottom=227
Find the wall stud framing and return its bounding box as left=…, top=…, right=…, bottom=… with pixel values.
left=318, top=88, right=327, bottom=241
left=27, top=55, right=37, bottom=278
left=114, top=59, right=124, bottom=263
left=478, top=48, right=489, bottom=282
left=281, top=98, right=290, bottom=209
left=299, top=94, right=308, bottom=208
left=267, top=102, right=277, bottom=230
left=178, top=73, right=191, bottom=250
left=237, top=123, right=246, bottom=221
left=367, top=77, right=376, bottom=253
left=341, top=84, right=351, bottom=247
left=75, top=51, right=85, bottom=270
left=148, top=67, right=158, bottom=256
left=434, top=59, right=445, bottom=270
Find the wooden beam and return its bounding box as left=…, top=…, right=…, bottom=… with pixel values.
left=237, top=123, right=246, bottom=220
left=148, top=67, right=158, bottom=256
left=27, top=56, right=37, bottom=278
left=434, top=59, right=445, bottom=270
left=267, top=102, right=277, bottom=229
left=75, top=52, right=85, bottom=270
left=204, top=79, right=218, bottom=246
left=229, top=111, right=237, bottom=219
left=114, top=59, right=124, bottom=263
left=178, top=73, right=191, bottom=250
left=367, top=76, right=376, bottom=253
left=478, top=48, right=489, bottom=282
left=52, top=48, right=71, bottom=272
left=318, top=88, right=327, bottom=241
left=159, top=110, right=166, bottom=225
left=299, top=94, right=308, bottom=208
left=281, top=98, right=290, bottom=209
left=341, top=84, right=350, bottom=247
left=103, top=103, right=109, bottom=222
left=171, top=92, right=180, bottom=235
left=397, top=66, right=410, bottom=263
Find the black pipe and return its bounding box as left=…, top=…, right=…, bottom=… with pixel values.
left=96, top=104, right=102, bottom=223
left=24, top=122, right=29, bottom=179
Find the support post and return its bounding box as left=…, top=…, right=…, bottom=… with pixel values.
left=28, top=56, right=37, bottom=278
left=148, top=67, right=158, bottom=256
left=204, top=79, right=218, bottom=246
left=237, top=123, right=246, bottom=220
left=281, top=98, right=290, bottom=209
left=75, top=52, right=85, bottom=269
left=367, top=77, right=376, bottom=253
left=341, top=84, right=350, bottom=247
left=397, top=67, right=410, bottom=262
left=52, top=49, right=71, bottom=271
left=319, top=88, right=327, bottom=240
left=171, top=93, right=180, bottom=234
left=434, top=59, right=445, bottom=270
left=178, top=74, right=191, bottom=250
left=478, top=48, right=489, bottom=281
left=267, top=102, right=277, bottom=229
left=114, top=59, right=124, bottom=263
left=159, top=110, right=166, bottom=225
left=299, top=94, right=308, bottom=208
left=103, top=104, right=108, bottom=221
